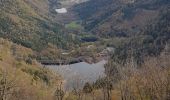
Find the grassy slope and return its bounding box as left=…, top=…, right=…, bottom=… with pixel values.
left=0, top=38, right=61, bottom=100
left=65, top=21, right=83, bottom=30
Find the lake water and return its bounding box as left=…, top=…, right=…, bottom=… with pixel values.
left=46, top=60, right=107, bottom=90
left=55, top=8, right=67, bottom=13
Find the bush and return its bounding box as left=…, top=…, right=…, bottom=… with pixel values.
left=0, top=56, right=2, bottom=61
left=83, top=82, right=93, bottom=94
left=25, top=58, right=32, bottom=65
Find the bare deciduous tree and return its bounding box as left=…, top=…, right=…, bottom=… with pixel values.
left=54, top=82, right=65, bottom=100
left=0, top=69, right=17, bottom=100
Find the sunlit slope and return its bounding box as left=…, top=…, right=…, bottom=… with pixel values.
left=0, top=38, right=61, bottom=100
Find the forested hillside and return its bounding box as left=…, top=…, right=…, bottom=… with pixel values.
left=74, top=0, right=170, bottom=64
left=74, top=0, right=169, bottom=37
left=111, top=7, right=170, bottom=65
left=0, top=0, right=77, bottom=52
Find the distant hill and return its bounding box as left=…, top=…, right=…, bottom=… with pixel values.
left=74, top=0, right=170, bottom=37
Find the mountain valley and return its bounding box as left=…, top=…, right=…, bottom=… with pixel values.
left=0, top=0, right=170, bottom=100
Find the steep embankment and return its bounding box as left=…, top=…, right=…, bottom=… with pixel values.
left=0, top=38, right=61, bottom=100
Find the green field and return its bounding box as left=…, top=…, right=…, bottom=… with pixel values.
left=65, top=21, right=84, bottom=30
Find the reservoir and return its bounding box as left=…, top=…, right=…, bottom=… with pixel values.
left=46, top=60, right=107, bottom=90
left=55, top=8, right=67, bottom=13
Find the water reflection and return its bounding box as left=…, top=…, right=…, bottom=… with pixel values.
left=46, top=60, right=107, bottom=90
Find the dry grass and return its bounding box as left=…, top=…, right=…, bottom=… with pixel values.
left=0, top=38, right=61, bottom=100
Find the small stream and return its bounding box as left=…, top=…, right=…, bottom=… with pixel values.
left=46, top=60, right=107, bottom=90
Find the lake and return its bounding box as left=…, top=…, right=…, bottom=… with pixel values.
left=46, top=60, right=107, bottom=90
left=55, top=8, right=67, bottom=13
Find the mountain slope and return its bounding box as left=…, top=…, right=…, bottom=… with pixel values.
left=0, top=0, right=76, bottom=52
left=0, top=38, right=61, bottom=100
left=74, top=0, right=170, bottom=37
left=73, top=0, right=170, bottom=65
